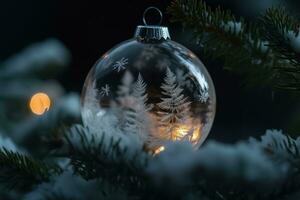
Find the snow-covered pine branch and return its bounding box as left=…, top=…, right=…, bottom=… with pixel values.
left=147, top=140, right=288, bottom=196
left=168, top=0, right=300, bottom=91
left=250, top=129, right=300, bottom=160
left=0, top=39, right=71, bottom=79
left=0, top=148, right=62, bottom=190
left=64, top=124, right=148, bottom=184
left=0, top=133, right=19, bottom=152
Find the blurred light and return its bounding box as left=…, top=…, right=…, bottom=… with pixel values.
left=154, top=146, right=165, bottom=155
left=29, top=92, right=51, bottom=115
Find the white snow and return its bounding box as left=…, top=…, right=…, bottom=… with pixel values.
left=248, top=38, right=269, bottom=54
left=223, top=21, right=242, bottom=35
left=23, top=171, right=104, bottom=200
left=286, top=30, right=300, bottom=53
left=259, top=41, right=269, bottom=53
left=250, top=129, right=300, bottom=158
left=58, top=93, right=81, bottom=118
left=147, top=140, right=287, bottom=188
left=197, top=141, right=283, bottom=182
left=0, top=80, right=64, bottom=99
left=147, top=141, right=197, bottom=184
left=0, top=132, right=18, bottom=152
left=0, top=38, right=71, bottom=78
left=66, top=123, right=145, bottom=162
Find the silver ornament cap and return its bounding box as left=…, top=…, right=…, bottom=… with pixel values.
left=134, top=7, right=171, bottom=43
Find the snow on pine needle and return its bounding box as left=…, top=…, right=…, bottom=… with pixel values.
left=0, top=38, right=71, bottom=78
left=0, top=133, right=19, bottom=152
left=23, top=171, right=104, bottom=200
left=222, top=21, right=243, bottom=35
left=147, top=141, right=287, bottom=190
left=285, top=30, right=300, bottom=53
left=65, top=124, right=146, bottom=161
left=250, top=129, right=300, bottom=159
left=113, top=57, right=129, bottom=72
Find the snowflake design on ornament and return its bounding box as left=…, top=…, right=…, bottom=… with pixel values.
left=100, top=84, right=110, bottom=97
left=197, top=90, right=209, bottom=103
left=113, top=57, right=128, bottom=72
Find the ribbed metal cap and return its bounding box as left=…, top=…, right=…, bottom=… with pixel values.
left=134, top=25, right=171, bottom=43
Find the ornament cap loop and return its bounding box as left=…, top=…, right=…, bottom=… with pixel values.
left=135, top=7, right=170, bottom=43
left=143, top=7, right=163, bottom=26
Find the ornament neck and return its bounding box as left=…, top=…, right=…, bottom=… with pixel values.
left=134, top=25, right=171, bottom=43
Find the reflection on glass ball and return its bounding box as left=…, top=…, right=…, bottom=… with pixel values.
left=81, top=39, right=216, bottom=152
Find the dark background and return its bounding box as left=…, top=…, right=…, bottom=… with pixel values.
left=1, top=0, right=300, bottom=142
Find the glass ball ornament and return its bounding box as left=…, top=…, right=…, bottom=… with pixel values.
left=81, top=7, right=216, bottom=152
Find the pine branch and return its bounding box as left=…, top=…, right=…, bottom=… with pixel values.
left=64, top=125, right=149, bottom=190
left=251, top=130, right=300, bottom=199
left=0, top=148, right=62, bottom=191
left=42, top=126, right=300, bottom=199
left=167, top=0, right=300, bottom=90
left=260, top=7, right=300, bottom=90
left=261, top=7, right=300, bottom=65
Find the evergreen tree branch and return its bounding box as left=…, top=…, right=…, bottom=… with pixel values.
left=260, top=7, right=300, bottom=90
left=251, top=130, right=300, bottom=199
left=46, top=126, right=300, bottom=199
left=64, top=125, right=149, bottom=191
left=167, top=0, right=300, bottom=90
left=0, top=148, right=62, bottom=191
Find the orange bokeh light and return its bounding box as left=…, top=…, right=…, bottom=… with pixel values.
left=29, top=92, right=51, bottom=115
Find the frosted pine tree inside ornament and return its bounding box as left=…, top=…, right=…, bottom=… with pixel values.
left=81, top=7, right=216, bottom=153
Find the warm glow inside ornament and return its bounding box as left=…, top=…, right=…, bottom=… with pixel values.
left=81, top=7, right=216, bottom=152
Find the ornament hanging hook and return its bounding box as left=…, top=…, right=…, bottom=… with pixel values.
left=143, top=7, right=163, bottom=26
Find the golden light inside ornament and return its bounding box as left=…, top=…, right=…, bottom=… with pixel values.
left=156, top=118, right=202, bottom=143
left=154, top=146, right=165, bottom=155
left=173, top=123, right=202, bottom=143
left=29, top=92, right=51, bottom=115
left=152, top=122, right=202, bottom=155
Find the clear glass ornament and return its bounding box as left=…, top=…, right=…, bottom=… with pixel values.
left=81, top=7, right=216, bottom=152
